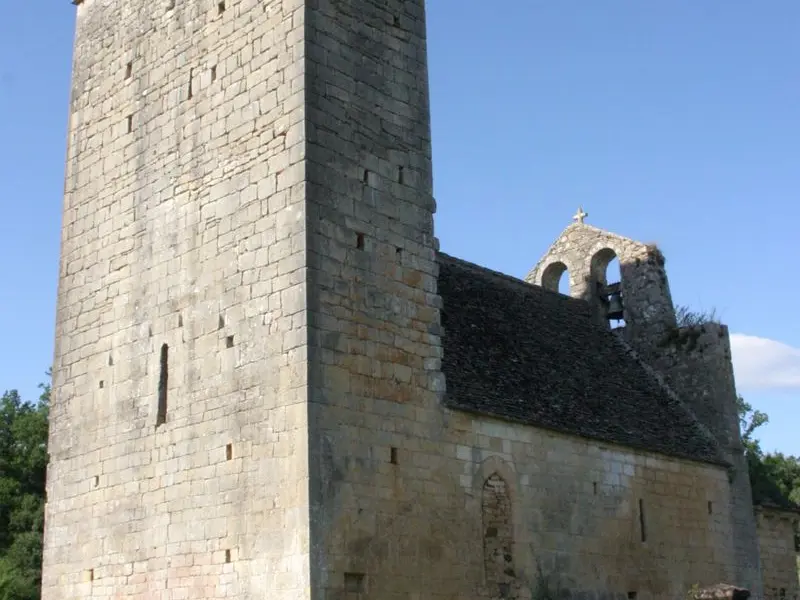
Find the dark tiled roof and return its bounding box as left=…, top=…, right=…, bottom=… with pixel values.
left=437, top=253, right=725, bottom=466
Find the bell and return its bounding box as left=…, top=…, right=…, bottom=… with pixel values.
left=606, top=290, right=624, bottom=321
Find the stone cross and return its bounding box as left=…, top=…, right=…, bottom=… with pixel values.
left=572, top=206, right=588, bottom=224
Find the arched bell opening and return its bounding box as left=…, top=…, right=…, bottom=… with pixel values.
left=590, top=248, right=625, bottom=329
left=540, top=261, right=570, bottom=296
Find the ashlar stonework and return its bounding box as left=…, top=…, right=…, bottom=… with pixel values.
left=44, top=0, right=791, bottom=599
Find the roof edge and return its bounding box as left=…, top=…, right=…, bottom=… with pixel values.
left=442, top=399, right=729, bottom=469
left=608, top=331, right=729, bottom=467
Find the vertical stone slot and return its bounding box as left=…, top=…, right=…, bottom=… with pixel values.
left=126, top=115, right=133, bottom=133
left=225, top=549, right=231, bottom=563
left=344, top=573, right=365, bottom=593
left=217, top=1, right=225, bottom=14
left=390, top=447, right=398, bottom=464
left=211, top=65, right=217, bottom=82
left=395, top=247, right=403, bottom=261
left=125, top=61, right=132, bottom=79
left=356, top=233, right=365, bottom=250
left=187, top=68, right=194, bottom=100
left=93, top=475, right=99, bottom=488
left=362, top=169, right=369, bottom=183
left=226, top=444, right=233, bottom=461
left=108, top=355, right=113, bottom=366
left=592, top=481, right=597, bottom=495
left=398, top=166, right=405, bottom=184
left=638, top=498, right=647, bottom=542
left=707, top=501, right=713, bottom=515
left=482, top=473, right=514, bottom=592
left=218, top=315, right=225, bottom=329
left=627, top=593, right=638, bottom=599
left=156, top=344, right=168, bottom=427
left=178, top=314, right=183, bottom=328
left=226, top=335, right=234, bottom=348
left=99, top=380, right=104, bottom=389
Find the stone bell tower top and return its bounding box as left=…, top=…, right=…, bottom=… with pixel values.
left=526, top=209, right=678, bottom=344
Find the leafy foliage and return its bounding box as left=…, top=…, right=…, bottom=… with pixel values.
left=738, top=395, right=800, bottom=551
left=0, top=378, right=49, bottom=600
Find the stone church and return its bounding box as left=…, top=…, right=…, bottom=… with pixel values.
left=43, top=0, right=797, bottom=598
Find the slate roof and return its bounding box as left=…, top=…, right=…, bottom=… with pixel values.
left=437, top=253, right=726, bottom=466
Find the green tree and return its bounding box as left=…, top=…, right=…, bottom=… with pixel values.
left=0, top=377, right=50, bottom=600
left=738, top=395, right=800, bottom=552
left=737, top=395, right=769, bottom=458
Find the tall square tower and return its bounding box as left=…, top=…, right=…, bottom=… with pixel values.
left=44, top=1, right=443, bottom=598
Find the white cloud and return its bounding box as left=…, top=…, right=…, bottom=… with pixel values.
left=730, top=333, right=800, bottom=391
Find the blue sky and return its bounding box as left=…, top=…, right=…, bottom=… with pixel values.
left=1, top=2, right=798, bottom=454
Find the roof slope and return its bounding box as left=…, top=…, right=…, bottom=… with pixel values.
left=437, top=253, right=725, bottom=466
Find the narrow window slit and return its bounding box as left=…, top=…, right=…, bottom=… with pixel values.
left=99, top=380, right=104, bottom=389
left=226, top=335, right=234, bottom=348
left=187, top=68, right=194, bottom=100
left=218, top=315, right=225, bottom=329
left=156, top=344, right=168, bottom=427
left=226, top=444, right=233, bottom=461
left=125, top=61, right=132, bottom=79
left=362, top=169, right=369, bottom=183
left=211, top=65, right=217, bottom=82
left=628, top=593, right=638, bottom=600
left=592, top=481, right=597, bottom=495
left=398, top=166, right=405, bottom=184
left=638, top=498, right=647, bottom=542
left=178, top=314, right=183, bottom=327
left=217, top=1, right=226, bottom=14
left=93, top=475, right=99, bottom=488
left=390, top=447, right=398, bottom=464
left=108, top=355, right=114, bottom=366
left=225, top=549, right=231, bottom=563
left=395, top=247, right=403, bottom=261
left=356, top=233, right=365, bottom=250
left=708, top=501, right=713, bottom=515
left=126, top=114, right=133, bottom=133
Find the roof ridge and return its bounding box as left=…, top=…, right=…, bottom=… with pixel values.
left=437, top=251, right=591, bottom=310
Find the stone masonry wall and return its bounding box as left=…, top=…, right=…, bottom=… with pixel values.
left=756, top=508, right=800, bottom=600
left=653, top=324, right=763, bottom=595
left=301, top=1, right=449, bottom=600
left=451, top=414, right=739, bottom=600
left=305, top=401, right=739, bottom=600
left=44, top=1, right=310, bottom=598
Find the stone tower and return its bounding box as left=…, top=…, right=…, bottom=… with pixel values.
left=528, top=212, right=764, bottom=595
left=44, top=0, right=444, bottom=598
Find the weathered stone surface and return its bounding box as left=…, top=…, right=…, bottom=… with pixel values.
left=755, top=506, right=800, bottom=600
left=690, top=583, right=751, bottom=600
left=45, top=0, right=310, bottom=598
